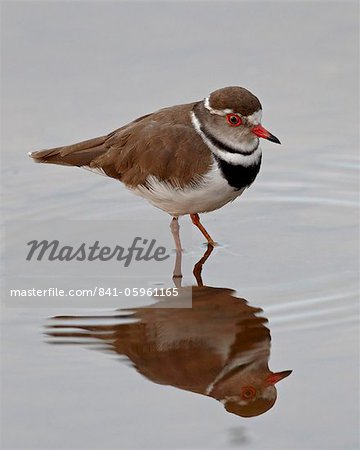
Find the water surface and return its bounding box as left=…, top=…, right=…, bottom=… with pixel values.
left=1, top=2, right=359, bottom=449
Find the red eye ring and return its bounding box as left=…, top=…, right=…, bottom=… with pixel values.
left=226, top=113, right=242, bottom=127
left=240, top=386, right=256, bottom=400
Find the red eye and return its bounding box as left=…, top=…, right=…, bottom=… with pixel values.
left=226, top=114, right=242, bottom=127
left=241, top=386, right=256, bottom=400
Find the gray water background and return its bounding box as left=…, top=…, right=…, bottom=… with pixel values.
left=1, top=2, right=359, bottom=449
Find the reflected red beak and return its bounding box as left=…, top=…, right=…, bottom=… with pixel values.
left=252, top=124, right=281, bottom=144
left=266, top=370, right=292, bottom=385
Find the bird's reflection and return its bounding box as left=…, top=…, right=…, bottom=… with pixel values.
left=46, top=246, right=292, bottom=418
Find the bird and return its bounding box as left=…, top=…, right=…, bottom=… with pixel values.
left=46, top=285, right=292, bottom=418
left=45, top=247, right=292, bottom=418
left=29, top=86, right=280, bottom=248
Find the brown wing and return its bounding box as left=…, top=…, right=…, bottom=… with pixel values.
left=30, top=103, right=212, bottom=188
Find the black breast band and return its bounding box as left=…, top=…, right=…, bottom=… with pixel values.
left=215, top=156, right=262, bottom=190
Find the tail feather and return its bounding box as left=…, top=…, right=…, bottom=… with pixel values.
left=29, top=135, right=109, bottom=167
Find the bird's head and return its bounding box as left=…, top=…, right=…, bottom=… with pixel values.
left=192, top=86, right=280, bottom=155
left=214, top=369, right=292, bottom=418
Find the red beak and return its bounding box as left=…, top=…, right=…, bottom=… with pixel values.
left=266, top=370, right=292, bottom=385
left=252, top=124, right=281, bottom=144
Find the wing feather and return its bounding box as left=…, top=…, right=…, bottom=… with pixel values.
left=30, top=103, right=212, bottom=188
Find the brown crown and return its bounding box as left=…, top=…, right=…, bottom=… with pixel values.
left=208, top=86, right=262, bottom=117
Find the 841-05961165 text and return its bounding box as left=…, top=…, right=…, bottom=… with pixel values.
left=9, top=287, right=179, bottom=298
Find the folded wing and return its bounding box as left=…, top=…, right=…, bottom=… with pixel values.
left=30, top=104, right=212, bottom=188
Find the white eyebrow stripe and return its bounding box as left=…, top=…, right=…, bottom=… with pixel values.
left=204, top=96, right=233, bottom=116
left=204, top=96, right=262, bottom=125
left=246, top=109, right=262, bottom=125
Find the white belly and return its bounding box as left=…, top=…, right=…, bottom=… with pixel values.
left=133, top=163, right=244, bottom=216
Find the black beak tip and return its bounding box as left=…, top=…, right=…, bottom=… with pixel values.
left=268, top=134, right=281, bottom=144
